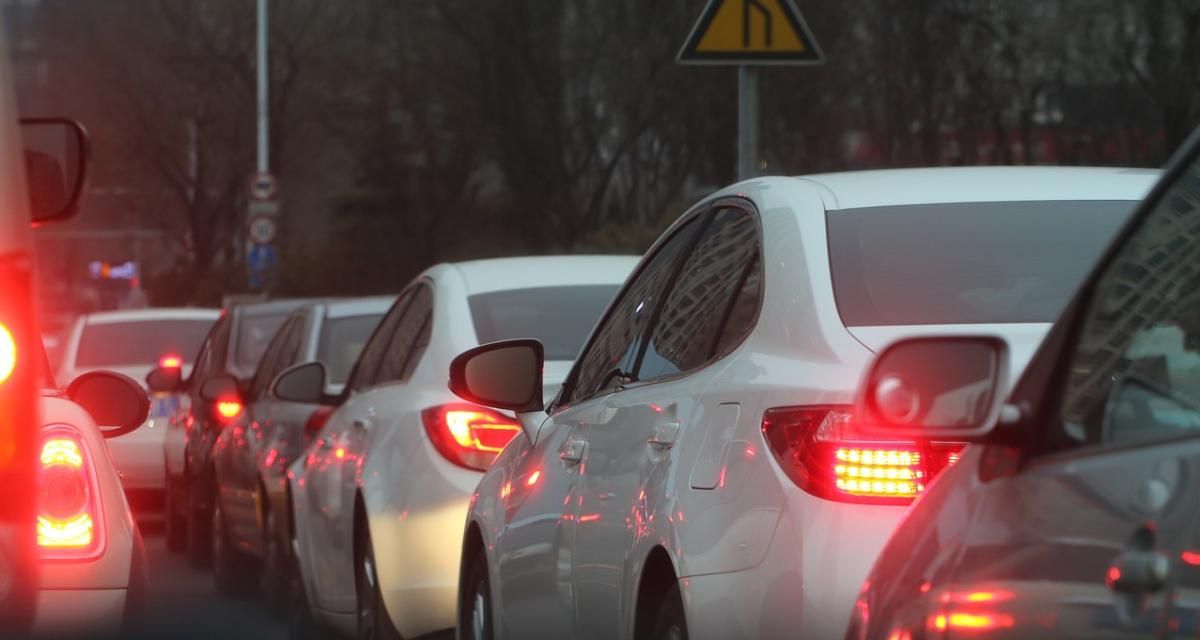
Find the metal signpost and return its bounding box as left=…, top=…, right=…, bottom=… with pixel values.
left=678, top=0, right=825, bottom=180
left=248, top=0, right=276, bottom=292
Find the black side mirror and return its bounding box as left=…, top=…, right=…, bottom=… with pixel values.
left=146, top=366, right=183, bottom=393
left=67, top=371, right=150, bottom=438
left=20, top=118, right=89, bottom=223
left=857, top=336, right=1009, bottom=440
left=199, top=374, right=241, bottom=403
left=449, top=339, right=544, bottom=413
left=272, top=361, right=327, bottom=405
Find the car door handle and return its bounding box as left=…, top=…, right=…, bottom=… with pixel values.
left=561, top=439, right=587, bottom=465
left=1107, top=549, right=1171, bottom=594
left=352, top=419, right=370, bottom=431
left=648, top=422, right=681, bottom=450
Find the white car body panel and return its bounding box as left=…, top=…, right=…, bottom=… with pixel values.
left=463, top=168, right=1160, bottom=640
left=289, top=256, right=637, bottom=638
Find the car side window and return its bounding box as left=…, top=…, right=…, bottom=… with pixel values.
left=376, top=283, right=433, bottom=384
left=637, top=207, right=761, bottom=381
left=191, top=315, right=230, bottom=384
left=346, top=289, right=415, bottom=394
left=1058, top=158, right=1200, bottom=448
left=567, top=216, right=703, bottom=402
left=248, top=316, right=297, bottom=400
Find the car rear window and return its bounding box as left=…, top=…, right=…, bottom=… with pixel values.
left=317, top=313, right=384, bottom=385
left=234, top=312, right=289, bottom=372
left=75, top=319, right=214, bottom=368
left=469, top=285, right=620, bottom=361
left=827, top=200, right=1136, bottom=326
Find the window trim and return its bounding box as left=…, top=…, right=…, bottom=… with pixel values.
left=342, top=286, right=417, bottom=396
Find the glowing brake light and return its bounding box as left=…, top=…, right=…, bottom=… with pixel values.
left=216, top=399, right=243, bottom=420
left=422, top=404, right=522, bottom=471
left=0, top=323, right=16, bottom=384
left=158, top=353, right=183, bottom=369
left=37, top=431, right=101, bottom=555
left=762, top=406, right=963, bottom=505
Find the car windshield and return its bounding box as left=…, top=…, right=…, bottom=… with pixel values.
left=74, top=319, right=214, bottom=368
left=469, top=285, right=620, bottom=361
left=317, top=313, right=384, bottom=385
left=235, top=312, right=289, bottom=372
left=826, top=200, right=1137, bottom=326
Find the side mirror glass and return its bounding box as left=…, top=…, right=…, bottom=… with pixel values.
left=146, top=366, right=183, bottom=393
left=857, top=336, right=1009, bottom=440
left=449, top=339, right=544, bottom=413
left=272, top=361, right=327, bottom=404
left=20, top=118, right=89, bottom=223
left=67, top=371, right=150, bottom=438
left=199, top=374, right=241, bottom=403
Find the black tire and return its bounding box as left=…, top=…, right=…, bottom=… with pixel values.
left=288, top=545, right=329, bottom=640
left=185, top=476, right=212, bottom=569
left=212, top=495, right=260, bottom=596
left=649, top=582, right=688, bottom=640
left=260, top=505, right=288, bottom=615
left=355, top=524, right=400, bottom=640
left=461, top=551, right=493, bottom=640
left=163, top=476, right=187, bottom=553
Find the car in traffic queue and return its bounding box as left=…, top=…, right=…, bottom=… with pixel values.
left=205, top=296, right=391, bottom=608
left=845, top=134, right=1200, bottom=639
left=57, top=308, right=219, bottom=515
left=285, top=256, right=637, bottom=639
left=149, top=298, right=315, bottom=566
left=445, top=167, right=1159, bottom=640
left=34, top=360, right=153, bottom=637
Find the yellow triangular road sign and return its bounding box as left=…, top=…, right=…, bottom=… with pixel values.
left=678, top=0, right=824, bottom=65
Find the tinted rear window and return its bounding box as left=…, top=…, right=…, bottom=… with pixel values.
left=827, top=201, right=1136, bottom=326
left=235, top=312, right=289, bottom=371
left=75, top=319, right=214, bottom=368
left=317, top=313, right=384, bottom=385
left=469, top=285, right=620, bottom=361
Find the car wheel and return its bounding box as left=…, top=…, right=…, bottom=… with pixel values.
left=355, top=524, right=400, bottom=640
left=185, top=477, right=212, bottom=569
left=260, top=506, right=288, bottom=615
left=164, top=476, right=186, bottom=553
left=212, top=495, right=259, bottom=596
left=650, top=582, right=688, bottom=640
left=288, top=544, right=329, bottom=640
left=462, top=551, right=493, bottom=640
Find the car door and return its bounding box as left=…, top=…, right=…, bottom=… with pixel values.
left=570, top=205, right=763, bottom=639
left=487, top=214, right=702, bottom=639
left=947, top=148, right=1200, bottom=638
left=300, top=289, right=415, bottom=613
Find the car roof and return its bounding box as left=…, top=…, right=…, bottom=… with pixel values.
left=82, top=308, right=220, bottom=324
left=324, top=296, right=395, bottom=319
left=793, top=166, right=1161, bottom=210
left=445, top=255, right=639, bottom=296
left=233, top=298, right=321, bottom=318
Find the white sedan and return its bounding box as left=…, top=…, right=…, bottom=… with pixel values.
left=286, top=256, right=637, bottom=639
left=447, top=167, right=1158, bottom=640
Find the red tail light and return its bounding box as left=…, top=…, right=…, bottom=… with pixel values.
left=37, top=429, right=102, bottom=557
left=422, top=404, right=522, bottom=471
left=215, top=399, right=243, bottom=421
left=158, top=353, right=182, bottom=369
left=762, top=406, right=963, bottom=505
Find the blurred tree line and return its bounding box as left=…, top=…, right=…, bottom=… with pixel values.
left=29, top=0, right=1200, bottom=305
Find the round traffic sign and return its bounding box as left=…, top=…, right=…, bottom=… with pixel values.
left=247, top=214, right=278, bottom=245
left=248, top=172, right=278, bottom=201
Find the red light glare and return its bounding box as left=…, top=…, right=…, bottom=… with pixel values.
left=216, top=400, right=242, bottom=419
left=335, top=447, right=346, bottom=460
left=579, top=513, right=601, bottom=523
left=943, top=589, right=1014, bottom=604
left=1106, top=565, right=1122, bottom=585
left=930, top=612, right=1014, bottom=631
left=158, top=354, right=183, bottom=369
left=0, top=322, right=15, bottom=383
left=1183, top=551, right=1200, bottom=566
left=526, top=470, right=541, bottom=486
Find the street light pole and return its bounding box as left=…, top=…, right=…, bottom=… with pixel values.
left=256, top=0, right=269, bottom=174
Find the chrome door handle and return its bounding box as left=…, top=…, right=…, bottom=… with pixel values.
left=648, top=422, right=681, bottom=450
left=560, top=439, right=587, bottom=465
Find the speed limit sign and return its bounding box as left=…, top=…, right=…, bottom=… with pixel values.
left=248, top=214, right=278, bottom=245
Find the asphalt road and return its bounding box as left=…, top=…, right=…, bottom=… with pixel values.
left=127, top=524, right=288, bottom=640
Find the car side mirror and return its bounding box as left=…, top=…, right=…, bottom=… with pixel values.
left=449, top=339, right=544, bottom=413
left=20, top=118, right=89, bottom=223
left=272, top=361, right=327, bottom=404
left=146, top=366, right=183, bottom=393
left=67, top=371, right=150, bottom=438
left=857, top=336, right=1010, bottom=440
left=199, top=374, right=241, bottom=403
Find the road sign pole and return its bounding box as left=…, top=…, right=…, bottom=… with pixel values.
left=256, top=0, right=269, bottom=174
left=737, top=65, right=759, bottom=181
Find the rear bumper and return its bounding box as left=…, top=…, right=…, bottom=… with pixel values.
left=34, top=588, right=126, bottom=637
